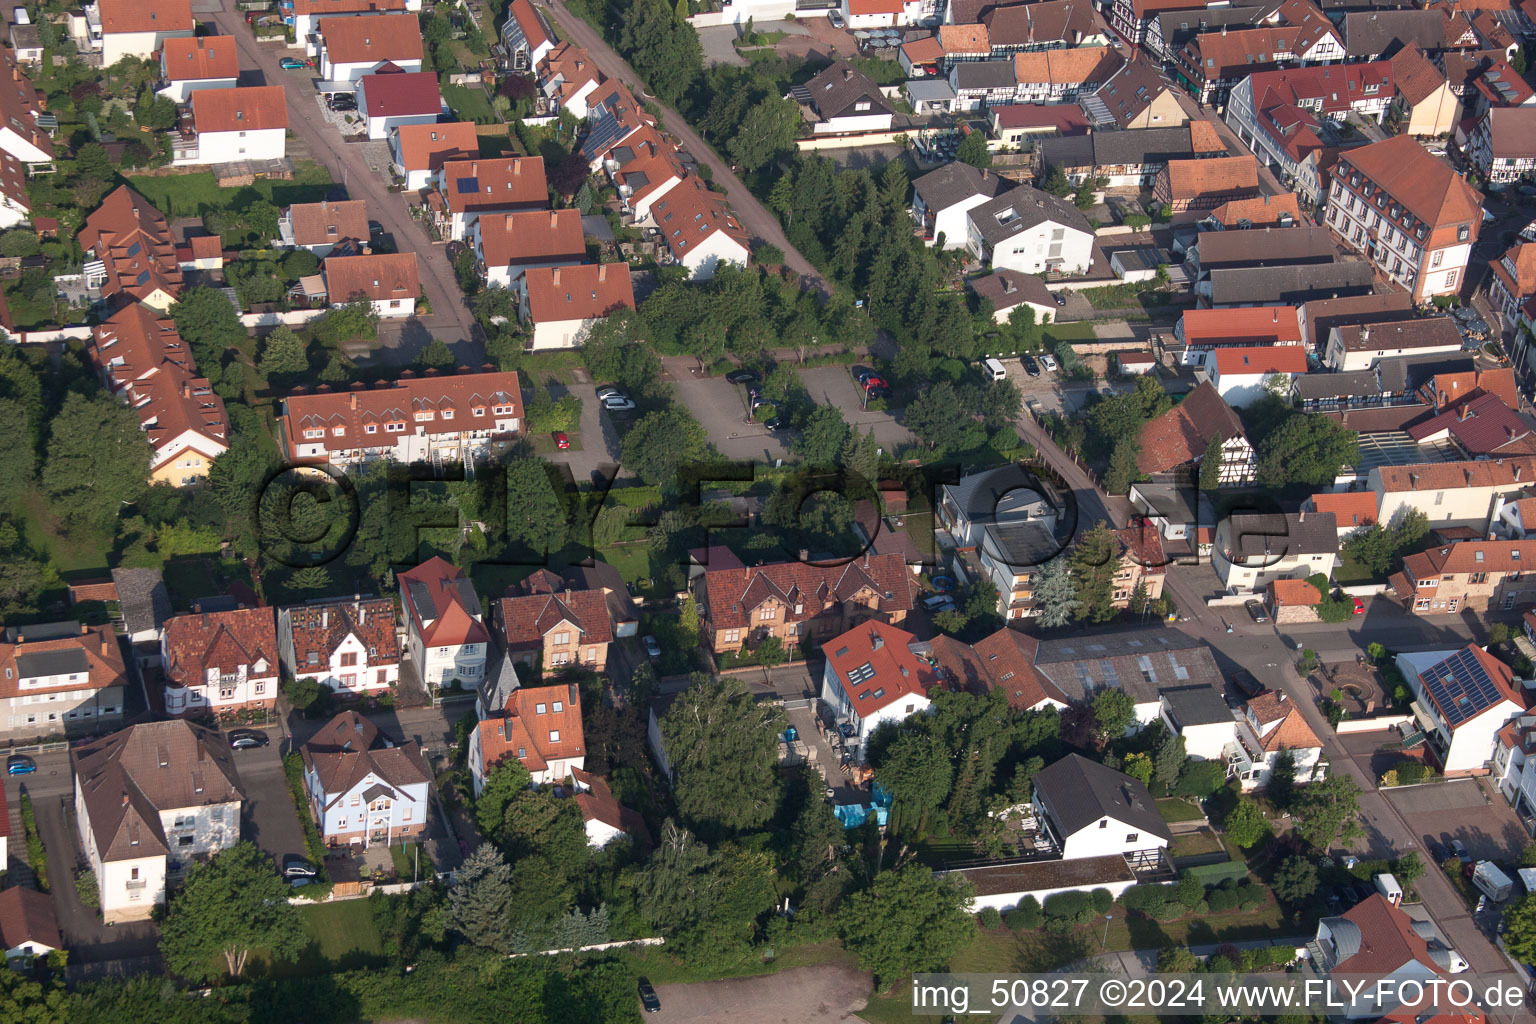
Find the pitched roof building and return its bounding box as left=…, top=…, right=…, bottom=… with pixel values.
left=0, top=620, right=127, bottom=737
left=469, top=683, right=585, bottom=793
left=191, top=85, right=288, bottom=134
left=522, top=263, right=635, bottom=346
left=161, top=607, right=279, bottom=715
left=80, top=186, right=182, bottom=311
left=494, top=586, right=615, bottom=677
left=391, top=122, right=479, bottom=190
left=281, top=199, right=371, bottom=252
left=322, top=252, right=420, bottom=312
left=1137, top=380, right=1254, bottom=480
left=1155, top=155, right=1261, bottom=211
left=649, top=177, right=751, bottom=279
left=319, top=12, right=423, bottom=67
left=161, top=35, right=238, bottom=83
left=300, top=710, right=429, bottom=847
left=278, top=597, right=400, bottom=695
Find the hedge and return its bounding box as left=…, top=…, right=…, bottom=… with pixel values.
left=281, top=752, right=331, bottom=887
left=1185, top=861, right=1249, bottom=886
left=1005, top=896, right=1041, bottom=930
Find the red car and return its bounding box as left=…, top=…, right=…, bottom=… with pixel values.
left=861, top=376, right=887, bottom=391
left=1352, top=596, right=1365, bottom=615
left=554, top=431, right=570, bottom=450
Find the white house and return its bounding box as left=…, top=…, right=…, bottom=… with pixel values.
left=157, top=35, right=238, bottom=103
left=970, top=270, right=1059, bottom=324
left=1323, top=318, right=1464, bottom=372
left=819, top=620, right=937, bottom=762
left=796, top=61, right=894, bottom=136
left=278, top=199, right=371, bottom=258
left=72, top=720, right=244, bottom=923
left=535, top=42, right=601, bottom=119
left=0, top=888, right=60, bottom=963
left=1159, top=685, right=1238, bottom=761
left=160, top=607, right=279, bottom=717
left=499, top=0, right=555, bottom=72
left=289, top=0, right=416, bottom=58
left=939, top=464, right=1063, bottom=548
left=1313, top=895, right=1468, bottom=1015
left=399, top=556, right=490, bottom=688
left=1397, top=646, right=1523, bottom=775
left=1371, top=457, right=1536, bottom=530
left=571, top=767, right=647, bottom=849
left=356, top=71, right=443, bottom=141
left=1227, top=689, right=1326, bottom=790
left=965, top=187, right=1095, bottom=275
left=179, top=87, right=287, bottom=167
left=301, top=711, right=429, bottom=848
left=1031, top=754, right=1171, bottom=863
left=89, top=0, right=194, bottom=66
left=1213, top=512, right=1339, bottom=594
left=322, top=252, right=419, bottom=318
left=432, top=155, right=548, bottom=241
left=911, top=161, right=1012, bottom=250
left=521, top=263, right=636, bottom=350
left=468, top=682, right=585, bottom=795
left=390, top=121, right=478, bottom=192
left=472, top=208, right=586, bottom=290
left=319, top=13, right=423, bottom=81
left=0, top=53, right=54, bottom=230
left=650, top=177, right=751, bottom=280
left=1203, top=345, right=1309, bottom=408
left=278, top=597, right=400, bottom=696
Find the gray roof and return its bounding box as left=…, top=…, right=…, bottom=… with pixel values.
left=799, top=61, right=891, bottom=120
left=1225, top=512, right=1340, bottom=557
left=913, top=161, right=1012, bottom=213
left=945, top=464, right=1064, bottom=523
left=1090, top=125, right=1200, bottom=166
left=1377, top=352, right=1475, bottom=395
left=1162, top=684, right=1233, bottom=727
left=1033, top=626, right=1224, bottom=704
left=1209, top=262, right=1375, bottom=306
left=1194, top=226, right=1339, bottom=271
left=17, top=648, right=89, bottom=679
left=906, top=79, right=957, bottom=102
left=981, top=520, right=1067, bottom=570
left=1153, top=4, right=1274, bottom=53
left=968, top=185, right=1093, bottom=246
left=1293, top=369, right=1382, bottom=402
left=1131, top=480, right=1215, bottom=527
left=1033, top=753, right=1173, bottom=840
left=1344, top=10, right=1446, bottom=57
left=10, top=23, right=39, bottom=48
left=1037, top=133, right=1096, bottom=171
left=110, top=567, right=172, bottom=636
left=1092, top=57, right=1174, bottom=130
left=1333, top=316, right=1463, bottom=353
left=953, top=59, right=1018, bottom=91
left=971, top=269, right=1056, bottom=312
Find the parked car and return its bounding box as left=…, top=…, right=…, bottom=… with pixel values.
left=1451, top=838, right=1471, bottom=865
left=5, top=755, right=34, bottom=776
left=855, top=369, right=881, bottom=383
left=1245, top=599, right=1268, bottom=623
left=1351, top=596, right=1365, bottom=615
left=554, top=431, right=570, bottom=450
left=280, top=58, right=307, bottom=70
left=1231, top=670, right=1264, bottom=699
left=643, top=635, right=661, bottom=658
left=1425, top=835, right=1450, bottom=862
left=725, top=369, right=759, bottom=385
left=1022, top=354, right=1041, bottom=377
left=602, top=395, right=636, bottom=412
left=762, top=415, right=787, bottom=431
left=596, top=385, right=622, bottom=398
left=1039, top=353, right=1058, bottom=372
left=638, top=978, right=662, bottom=1013
left=282, top=856, right=317, bottom=880
left=229, top=729, right=269, bottom=750
left=289, top=877, right=313, bottom=889
left=861, top=376, right=887, bottom=391
left=827, top=8, right=844, bottom=26
left=922, top=593, right=955, bottom=611
left=1054, top=292, right=1067, bottom=306
left=866, top=386, right=892, bottom=400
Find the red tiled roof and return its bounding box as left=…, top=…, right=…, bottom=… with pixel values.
left=192, top=86, right=287, bottom=133
left=901, top=35, right=945, bottom=65
left=1211, top=345, right=1308, bottom=375
left=1245, top=690, right=1322, bottom=749
left=285, top=598, right=399, bottom=670
left=496, top=588, right=614, bottom=648
left=1333, top=135, right=1483, bottom=233
left=1181, top=305, right=1303, bottom=345
left=1270, top=578, right=1321, bottom=606
left=700, top=554, right=915, bottom=632
left=394, top=122, right=479, bottom=174
left=991, top=103, right=1092, bottom=134
left=940, top=24, right=990, bottom=53
left=824, top=620, right=939, bottom=718
left=302, top=710, right=428, bottom=805
left=928, top=629, right=1067, bottom=710
left=438, top=156, right=547, bottom=213
left=323, top=252, right=419, bottom=303
left=650, top=177, right=750, bottom=263
left=1207, top=193, right=1300, bottom=228
left=1307, top=491, right=1377, bottom=528
left=1163, top=155, right=1259, bottom=201
left=523, top=263, right=635, bottom=323
left=571, top=767, right=650, bottom=846
left=321, top=13, right=423, bottom=65
left=288, top=199, right=369, bottom=248
left=399, top=556, right=491, bottom=646
left=1137, top=381, right=1247, bottom=474
left=1117, top=518, right=1167, bottom=576
left=476, top=682, right=584, bottom=774
left=79, top=186, right=182, bottom=304
left=507, top=0, right=553, bottom=49
left=97, top=0, right=191, bottom=35
left=1491, top=242, right=1536, bottom=304
left=1380, top=456, right=1536, bottom=494
left=476, top=209, right=585, bottom=268
left=290, top=0, right=404, bottom=13
left=1248, top=61, right=1393, bottom=117
left=163, top=36, right=238, bottom=82
left=0, top=622, right=128, bottom=700
left=849, top=0, right=905, bottom=13
left=1391, top=43, right=1448, bottom=105
left=1406, top=392, right=1532, bottom=454
left=1013, top=45, right=1122, bottom=85
left=163, top=608, right=277, bottom=689
left=359, top=71, right=441, bottom=118
left=1335, top=894, right=1448, bottom=974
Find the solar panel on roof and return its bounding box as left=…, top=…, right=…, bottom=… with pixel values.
left=1421, top=648, right=1504, bottom=727
left=456, top=177, right=479, bottom=194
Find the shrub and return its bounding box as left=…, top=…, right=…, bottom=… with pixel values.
left=1005, top=896, right=1041, bottom=930
left=979, top=906, right=1002, bottom=929
left=1175, top=873, right=1204, bottom=909
left=1208, top=888, right=1237, bottom=912
left=1121, top=882, right=1173, bottom=915
left=1043, top=890, right=1092, bottom=924
left=75, top=869, right=99, bottom=907
left=1091, top=888, right=1113, bottom=913
left=1396, top=761, right=1430, bottom=785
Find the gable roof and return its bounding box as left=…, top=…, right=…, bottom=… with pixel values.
left=476, top=209, right=585, bottom=267
left=1163, top=155, right=1259, bottom=200
left=940, top=23, right=991, bottom=54
left=1181, top=304, right=1305, bottom=344
left=1334, top=135, right=1482, bottom=230
left=1307, top=490, right=1378, bottom=527
left=282, top=371, right=523, bottom=459
left=970, top=268, right=1056, bottom=313
left=1033, top=753, right=1173, bottom=840
left=1224, top=511, right=1340, bottom=557
left=1211, top=345, right=1309, bottom=375
left=524, top=263, right=635, bottom=322
left=290, top=0, right=405, bottom=13
left=1390, top=42, right=1449, bottom=103
left=163, top=607, right=277, bottom=688
left=1343, top=8, right=1447, bottom=55
left=571, top=768, right=651, bottom=847
left=1092, top=55, right=1176, bottom=128
left=192, top=86, right=287, bottom=133
left=111, top=568, right=171, bottom=637
left=321, top=13, right=423, bottom=64
left=359, top=71, right=441, bottom=118
left=287, top=199, right=370, bottom=248
left=1246, top=689, right=1322, bottom=749
left=394, top=122, right=479, bottom=174
left=284, top=597, right=399, bottom=671
left=399, top=555, right=490, bottom=646
left=1195, top=226, right=1337, bottom=269
left=824, top=620, right=939, bottom=718
left=475, top=682, right=585, bottom=774
left=0, top=887, right=60, bottom=953
left=699, top=554, right=914, bottom=632
left=1271, top=577, right=1323, bottom=606
left=438, top=156, right=547, bottom=213
left=1377, top=455, right=1536, bottom=493
left=0, top=621, right=128, bottom=699
left=503, top=0, right=553, bottom=53
left=1405, top=392, right=1533, bottom=454
left=496, top=588, right=614, bottom=647
left=1333, top=316, right=1462, bottom=352
left=1481, top=106, right=1536, bottom=159
left=1013, top=45, right=1123, bottom=85
left=928, top=628, right=1066, bottom=710
left=1301, top=292, right=1416, bottom=350
left=302, top=710, right=428, bottom=804
left=323, top=252, right=419, bottom=303
left=97, top=0, right=192, bottom=34
left=1208, top=261, right=1374, bottom=307
left=79, top=186, right=182, bottom=305
left=967, top=184, right=1093, bottom=245
left=163, top=35, right=238, bottom=81
left=913, top=160, right=1012, bottom=211
left=983, top=0, right=1098, bottom=46
left=650, top=177, right=750, bottom=263
left=1137, top=381, right=1248, bottom=474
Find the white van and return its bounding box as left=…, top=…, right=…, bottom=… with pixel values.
left=983, top=357, right=1006, bottom=381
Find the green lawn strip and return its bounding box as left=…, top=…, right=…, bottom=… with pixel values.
left=441, top=84, right=497, bottom=124
left=618, top=938, right=853, bottom=986
left=1157, top=797, right=1206, bottom=823
left=1332, top=549, right=1385, bottom=587
left=297, top=900, right=384, bottom=963
left=126, top=162, right=333, bottom=220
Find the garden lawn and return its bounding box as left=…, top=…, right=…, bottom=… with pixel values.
left=1040, top=320, right=1099, bottom=345
left=617, top=938, right=854, bottom=986
left=298, top=899, right=384, bottom=964
left=17, top=491, right=113, bottom=575
left=127, top=161, right=333, bottom=220
left=1332, top=549, right=1384, bottom=586
left=1157, top=797, right=1205, bottom=823
left=441, top=84, right=497, bottom=124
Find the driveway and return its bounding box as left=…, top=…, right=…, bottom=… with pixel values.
left=543, top=374, right=621, bottom=484
left=669, top=365, right=789, bottom=462
left=697, top=25, right=749, bottom=65
left=232, top=743, right=311, bottom=867
left=1386, top=779, right=1528, bottom=863
left=797, top=365, right=912, bottom=450
left=648, top=963, right=871, bottom=1023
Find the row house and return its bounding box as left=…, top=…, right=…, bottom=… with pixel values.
left=431, top=156, right=547, bottom=241
left=1109, top=0, right=1204, bottom=48
left=602, top=126, right=684, bottom=223
left=535, top=42, right=601, bottom=119
left=1395, top=645, right=1522, bottom=774
left=280, top=369, right=524, bottom=467
left=357, top=71, right=442, bottom=142
left=318, top=13, right=423, bottom=81
left=301, top=711, right=429, bottom=848
left=1081, top=55, right=1187, bottom=129
left=980, top=0, right=1106, bottom=55
left=1490, top=242, right=1536, bottom=349
left=400, top=556, right=489, bottom=688
left=1137, top=381, right=1257, bottom=482
left=912, top=160, right=1012, bottom=248
left=694, top=551, right=915, bottom=654
left=157, top=35, right=238, bottom=103
left=321, top=252, right=420, bottom=318
left=390, top=122, right=478, bottom=193
left=521, top=262, right=636, bottom=350
left=175, top=86, right=287, bottom=167
left=1155, top=155, right=1261, bottom=213
left=950, top=59, right=1019, bottom=111
left=1371, top=456, right=1536, bottom=529
left=650, top=177, right=751, bottom=281
left=1010, top=46, right=1123, bottom=104
left=1144, top=2, right=1272, bottom=64
left=578, top=79, right=653, bottom=169
left=1323, top=316, right=1463, bottom=371
left=472, top=208, right=585, bottom=290
left=1037, top=121, right=1226, bottom=188
left=1388, top=43, right=1460, bottom=136
left=0, top=621, right=126, bottom=738
left=86, top=302, right=230, bottom=486
left=80, top=186, right=182, bottom=312
left=1469, top=106, right=1536, bottom=184
left=287, top=0, right=419, bottom=58
left=468, top=683, right=585, bottom=795
left=1299, top=291, right=1416, bottom=352
left=73, top=720, right=243, bottom=923
left=277, top=597, right=400, bottom=696
left=1324, top=135, right=1483, bottom=302
left=161, top=607, right=279, bottom=717
left=279, top=199, right=370, bottom=258
left=1393, top=538, right=1536, bottom=614
left=87, top=0, right=194, bottom=66
left=0, top=55, right=54, bottom=231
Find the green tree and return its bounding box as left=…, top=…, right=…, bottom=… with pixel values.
left=1291, top=774, right=1362, bottom=850
left=753, top=243, right=784, bottom=266
left=417, top=339, right=456, bottom=370
left=1394, top=851, right=1424, bottom=890
left=0, top=398, right=36, bottom=510
left=1504, top=895, right=1536, bottom=963
left=448, top=844, right=516, bottom=952
left=1030, top=556, right=1081, bottom=628
left=1042, top=166, right=1071, bottom=197
left=1273, top=855, right=1319, bottom=903
left=258, top=325, right=308, bottom=376
left=1155, top=730, right=1186, bottom=789
left=43, top=392, right=152, bottom=532
left=906, top=381, right=981, bottom=453
left=1068, top=521, right=1123, bottom=623
left=1092, top=688, right=1136, bottom=741
left=793, top=404, right=851, bottom=465
left=476, top=758, right=535, bottom=843
left=727, top=96, right=801, bottom=172
left=840, top=427, right=880, bottom=482
left=1199, top=431, right=1225, bottom=491
left=1392, top=508, right=1429, bottom=550
left=677, top=594, right=701, bottom=649
left=1123, top=752, right=1154, bottom=786
left=659, top=676, right=785, bottom=833
left=874, top=731, right=953, bottom=835
left=1256, top=415, right=1360, bottom=487
left=289, top=565, right=330, bottom=591
left=1344, top=524, right=1395, bottom=575
left=955, top=130, right=991, bottom=169
left=281, top=248, right=319, bottom=280
left=504, top=457, right=568, bottom=555
left=621, top=406, right=710, bottom=487
left=160, top=841, right=304, bottom=981
left=1267, top=750, right=1297, bottom=810
left=839, top=866, right=977, bottom=987
left=170, top=286, right=245, bottom=366
left=1103, top=439, right=1141, bottom=494
left=1223, top=797, right=1271, bottom=848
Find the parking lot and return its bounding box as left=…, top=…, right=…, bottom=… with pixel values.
left=797, top=365, right=912, bottom=450
left=668, top=368, right=789, bottom=462
left=1384, top=778, right=1527, bottom=863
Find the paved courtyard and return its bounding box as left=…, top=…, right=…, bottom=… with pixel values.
left=797, top=365, right=912, bottom=451
left=1385, top=778, right=1528, bottom=862
left=649, top=963, right=871, bottom=1023
left=233, top=743, right=312, bottom=868
left=667, top=363, right=789, bottom=463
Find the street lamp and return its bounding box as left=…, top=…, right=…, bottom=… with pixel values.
left=1102, top=913, right=1113, bottom=948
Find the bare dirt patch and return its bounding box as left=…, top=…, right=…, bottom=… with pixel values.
left=650, top=963, right=872, bottom=1023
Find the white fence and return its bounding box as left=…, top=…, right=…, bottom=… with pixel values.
left=508, top=936, right=665, bottom=959
left=240, top=309, right=328, bottom=328
left=1336, top=715, right=1412, bottom=734
left=7, top=325, right=94, bottom=344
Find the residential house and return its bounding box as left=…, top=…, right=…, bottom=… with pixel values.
left=535, top=42, right=600, bottom=118
left=492, top=583, right=614, bottom=677
left=1306, top=491, right=1378, bottom=536
left=499, top=0, right=554, bottom=72
left=0, top=53, right=54, bottom=230
left=1462, top=57, right=1532, bottom=123
left=1032, top=754, right=1171, bottom=863
left=1393, top=537, right=1536, bottom=614
left=287, top=0, right=412, bottom=57
left=1112, top=519, right=1169, bottom=607
left=0, top=888, right=60, bottom=963
left=1325, top=136, right=1483, bottom=302
left=1230, top=689, right=1325, bottom=787
left=520, top=263, right=635, bottom=350
left=578, top=79, right=652, bottom=168
left=157, top=36, right=238, bottom=103
left=390, top=122, right=479, bottom=192
left=1395, top=645, right=1523, bottom=773
left=928, top=626, right=1069, bottom=713
left=964, top=185, right=1095, bottom=274
left=279, top=369, right=523, bottom=466
left=1293, top=370, right=1386, bottom=412
left=356, top=71, right=443, bottom=141
left=1185, top=225, right=1339, bottom=279
left=319, top=13, right=423, bottom=80
left=1202, top=344, right=1308, bottom=406
left=177, top=86, right=287, bottom=166
left=278, top=597, right=399, bottom=696
left=840, top=0, right=915, bottom=30
left=1160, top=684, right=1237, bottom=760
left=1212, top=511, right=1340, bottom=593
left=322, top=252, right=419, bottom=318
left=1324, top=317, right=1464, bottom=370
left=939, top=464, right=1069, bottom=617
left=472, top=208, right=585, bottom=290
left=1373, top=456, right=1536, bottom=528
left=86, top=302, right=230, bottom=486
left=988, top=102, right=1091, bottom=145
left=1129, top=481, right=1217, bottom=552
left=970, top=269, right=1058, bottom=323
left=950, top=59, right=1020, bottom=112
left=1175, top=304, right=1306, bottom=365
left=695, top=553, right=914, bottom=654
left=112, top=567, right=172, bottom=652
left=1312, top=894, right=1469, bottom=1008
left=1136, top=381, right=1256, bottom=482
left=1406, top=393, right=1535, bottom=457
left=1109, top=0, right=1205, bottom=48
left=160, top=607, right=278, bottom=717
left=1201, top=193, right=1300, bottom=230
left=1224, top=62, right=1393, bottom=179
left=467, top=683, right=584, bottom=795
left=982, top=0, right=1106, bottom=53
left=278, top=199, right=371, bottom=258
left=431, top=156, right=547, bottom=241
left=1080, top=54, right=1187, bottom=129
left=794, top=61, right=893, bottom=136
left=9, top=23, right=41, bottom=65
left=650, top=177, right=751, bottom=280
left=72, top=720, right=244, bottom=923
left=89, top=0, right=194, bottom=66
left=1299, top=291, right=1417, bottom=352
left=0, top=620, right=126, bottom=737
left=1389, top=43, right=1460, bottom=135
left=176, top=234, right=225, bottom=272
left=1011, top=45, right=1123, bottom=104
left=603, top=126, right=684, bottom=223
left=1268, top=576, right=1323, bottom=621
left=912, top=161, right=1012, bottom=249
left=1342, top=9, right=1451, bottom=61
left=1025, top=627, right=1225, bottom=731
left=80, top=186, right=182, bottom=311
left=301, top=710, right=429, bottom=847
left=1037, top=122, right=1226, bottom=188
left=1469, top=106, right=1536, bottom=184
left=1493, top=243, right=1536, bottom=385
left=571, top=767, right=648, bottom=849
left=1155, top=155, right=1261, bottom=213
left=820, top=620, right=938, bottom=760
left=1205, top=261, right=1376, bottom=307
left=399, top=556, right=490, bottom=688
left=1177, top=27, right=1315, bottom=107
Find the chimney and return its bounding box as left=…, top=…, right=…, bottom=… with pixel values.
left=1410, top=472, right=1419, bottom=487
left=599, top=264, right=608, bottom=282
left=80, top=623, right=89, bottom=635
left=844, top=67, right=853, bottom=80
left=122, top=793, right=129, bottom=807
left=872, top=632, right=885, bottom=650
left=350, top=392, right=358, bottom=410
left=322, top=608, right=329, bottom=629
left=549, top=211, right=558, bottom=228
left=552, top=268, right=561, bottom=286
left=470, top=161, right=478, bottom=175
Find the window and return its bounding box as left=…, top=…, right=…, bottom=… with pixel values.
left=535, top=703, right=547, bottom=714
left=550, top=729, right=561, bottom=742
left=338, top=817, right=347, bottom=828
left=254, top=682, right=265, bottom=695
left=552, top=632, right=569, bottom=646
left=1446, top=270, right=1458, bottom=287
left=1098, top=819, right=1108, bottom=829
left=403, top=808, right=412, bottom=822
left=352, top=794, right=361, bottom=806
left=1127, top=833, right=1139, bottom=843
left=1431, top=249, right=1444, bottom=268
left=553, top=701, right=563, bottom=712
left=759, top=608, right=776, bottom=621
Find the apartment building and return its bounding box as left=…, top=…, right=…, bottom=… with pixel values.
left=399, top=556, right=490, bottom=688
left=964, top=185, right=1095, bottom=275
left=820, top=620, right=938, bottom=761
left=160, top=607, right=279, bottom=717
left=493, top=585, right=614, bottom=677
left=301, top=711, right=429, bottom=848
left=468, top=683, right=585, bottom=794
left=1212, top=511, right=1340, bottom=593
left=277, top=597, right=400, bottom=695
left=0, top=621, right=126, bottom=738
left=912, top=161, right=1012, bottom=249
left=1393, top=538, right=1536, bottom=614
left=520, top=263, right=636, bottom=350
left=1371, top=456, right=1536, bottom=529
